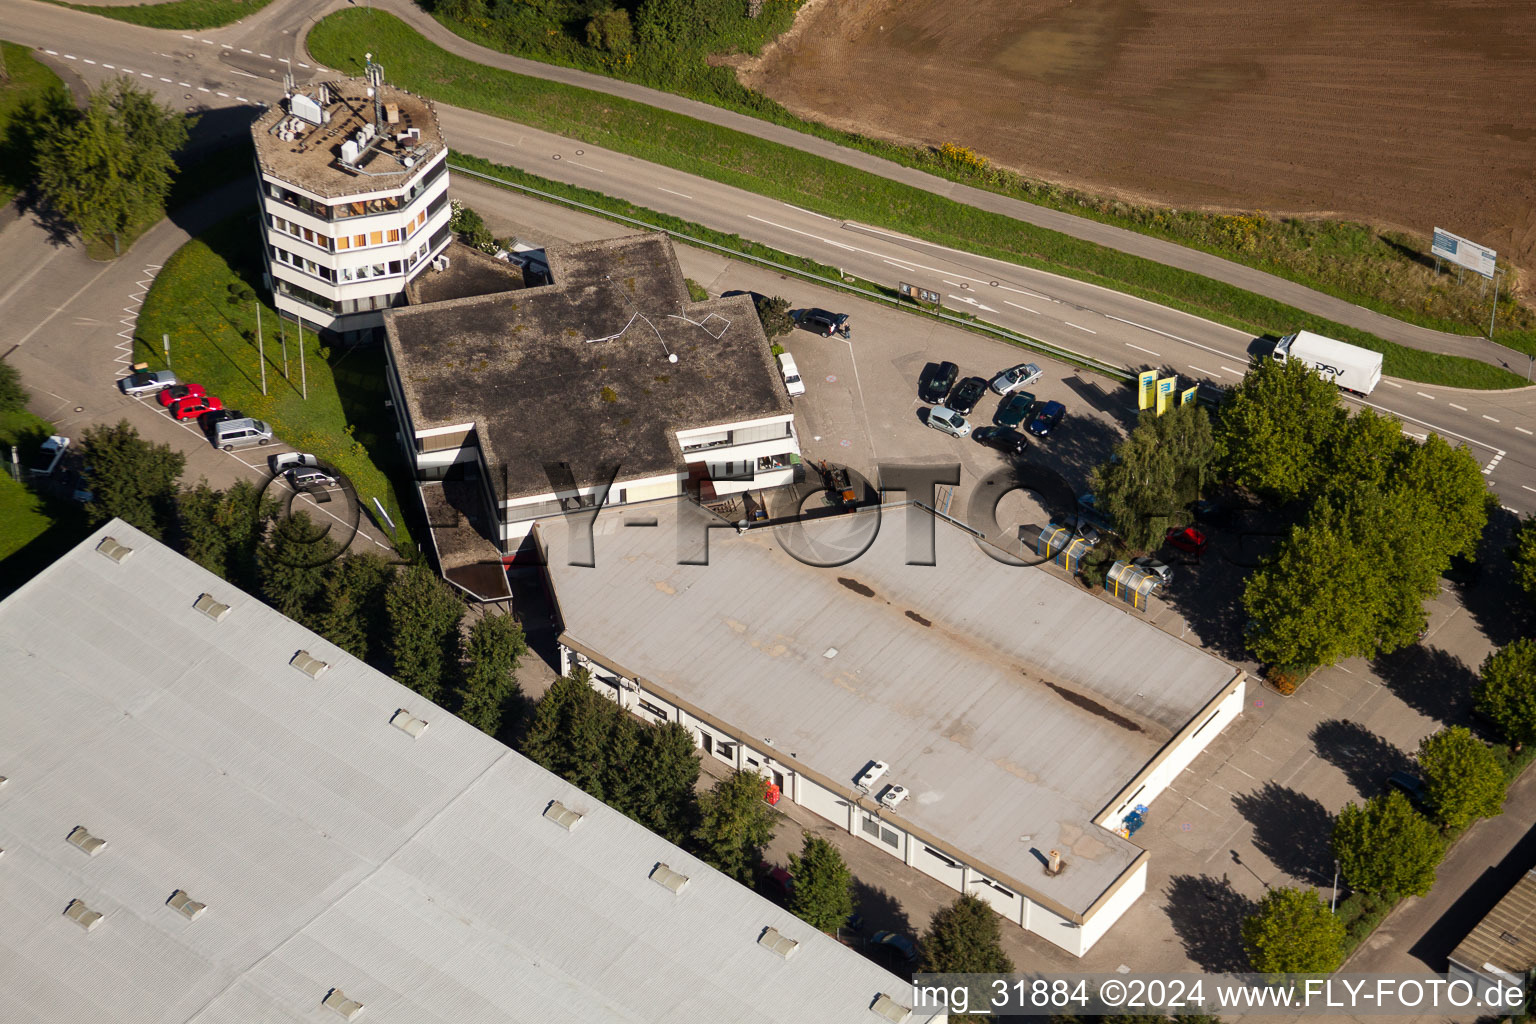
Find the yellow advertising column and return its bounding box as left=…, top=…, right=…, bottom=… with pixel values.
left=1155, top=376, right=1178, bottom=415
left=1180, top=385, right=1199, bottom=407
left=1138, top=370, right=1157, bottom=410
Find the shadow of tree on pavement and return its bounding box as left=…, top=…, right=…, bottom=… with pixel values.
left=1164, top=873, right=1256, bottom=972
left=1310, top=718, right=1413, bottom=797
left=1232, top=782, right=1336, bottom=886
left=1370, top=643, right=1479, bottom=728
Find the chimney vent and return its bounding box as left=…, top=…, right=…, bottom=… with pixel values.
left=1046, top=849, right=1064, bottom=876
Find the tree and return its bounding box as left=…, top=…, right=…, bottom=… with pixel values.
left=1241, top=887, right=1345, bottom=973
left=787, top=834, right=854, bottom=933
left=522, top=670, right=617, bottom=797
left=1394, top=432, right=1491, bottom=566
left=452, top=611, right=528, bottom=736
left=1418, top=726, right=1506, bottom=831
left=312, top=553, right=394, bottom=662
left=919, top=892, right=1014, bottom=974
left=1511, top=516, right=1536, bottom=604
left=1243, top=501, right=1379, bottom=668
left=1477, top=640, right=1536, bottom=750
left=1092, top=404, right=1214, bottom=550
left=754, top=295, right=795, bottom=340
left=80, top=419, right=184, bottom=538
left=0, top=359, right=26, bottom=412
left=629, top=722, right=701, bottom=845
left=34, top=78, right=190, bottom=254
left=177, top=479, right=277, bottom=587
left=385, top=563, right=464, bottom=703
left=1332, top=791, right=1444, bottom=898
left=257, top=511, right=341, bottom=622
left=694, top=769, right=778, bottom=883
left=585, top=7, right=633, bottom=51
left=1214, top=358, right=1344, bottom=503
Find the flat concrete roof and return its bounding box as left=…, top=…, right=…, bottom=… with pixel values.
left=252, top=80, right=444, bottom=199
left=407, top=242, right=525, bottom=305
left=543, top=502, right=1242, bottom=916
left=1452, top=867, right=1536, bottom=976
left=0, top=521, right=933, bottom=1024
left=385, top=233, right=790, bottom=503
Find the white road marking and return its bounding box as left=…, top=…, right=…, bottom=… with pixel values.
left=279, top=58, right=290, bottom=64
left=142, top=72, right=154, bottom=78
left=83, top=59, right=96, bottom=65
left=1066, top=322, right=1097, bottom=334
left=657, top=186, right=692, bottom=199
left=239, top=48, right=251, bottom=53
left=1220, top=365, right=1245, bottom=376
left=1485, top=415, right=1502, bottom=422
left=221, top=44, right=232, bottom=49
left=1126, top=342, right=1160, bottom=355
left=1102, top=314, right=1244, bottom=361
left=182, top=34, right=195, bottom=40
left=216, top=92, right=230, bottom=98
left=1518, top=426, right=1534, bottom=435
left=297, top=62, right=311, bottom=68
left=1382, top=380, right=1403, bottom=388
left=1354, top=394, right=1504, bottom=458
left=159, top=77, right=171, bottom=83
left=237, top=97, right=250, bottom=103
left=949, top=295, right=996, bottom=312
left=103, top=64, right=115, bottom=69
left=1189, top=365, right=1220, bottom=376
left=198, top=87, right=211, bottom=93
left=1004, top=300, right=1040, bottom=314
left=201, top=38, right=215, bottom=44
left=259, top=53, right=272, bottom=59
left=179, top=82, right=192, bottom=88
left=565, top=159, right=604, bottom=172
left=824, top=239, right=857, bottom=251
left=994, top=283, right=1052, bottom=299
left=782, top=203, right=835, bottom=222
left=64, top=54, right=76, bottom=60
left=232, top=69, right=260, bottom=79
left=1416, top=391, right=1434, bottom=399
left=1450, top=403, right=1468, bottom=411
left=1484, top=453, right=1504, bottom=474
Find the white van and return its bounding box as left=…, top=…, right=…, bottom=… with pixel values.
left=212, top=417, right=274, bottom=451
left=778, top=352, right=805, bottom=397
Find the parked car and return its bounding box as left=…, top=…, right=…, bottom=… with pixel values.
left=118, top=369, right=177, bottom=396
left=170, top=393, right=224, bottom=421
left=972, top=426, right=1029, bottom=455
left=1165, top=525, right=1208, bottom=555
left=269, top=451, right=319, bottom=474
left=945, top=376, right=988, bottom=415
left=1026, top=400, right=1066, bottom=437
left=30, top=435, right=70, bottom=477
left=156, top=383, right=206, bottom=408
left=1386, top=770, right=1433, bottom=814
left=793, top=308, right=851, bottom=338
left=918, top=360, right=959, bottom=404
left=287, top=467, right=339, bottom=491
left=994, top=391, right=1035, bottom=428
left=990, top=362, right=1042, bottom=395
left=1131, top=556, right=1174, bottom=587
left=200, top=409, right=245, bottom=432
left=777, top=352, right=806, bottom=397
left=764, top=866, right=794, bottom=899
left=212, top=417, right=274, bottom=450
left=870, top=931, right=919, bottom=964
left=926, top=405, right=971, bottom=437
left=1066, top=515, right=1101, bottom=546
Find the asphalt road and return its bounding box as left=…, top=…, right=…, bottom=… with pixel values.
left=1, top=0, right=1533, bottom=511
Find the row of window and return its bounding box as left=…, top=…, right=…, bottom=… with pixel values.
left=264, top=157, right=447, bottom=222
left=277, top=279, right=405, bottom=316
left=269, top=206, right=429, bottom=255
left=273, top=237, right=436, bottom=289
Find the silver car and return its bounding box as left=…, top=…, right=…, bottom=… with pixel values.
left=1132, top=556, right=1174, bottom=587
left=926, top=405, right=971, bottom=437
left=990, top=363, right=1042, bottom=395
left=118, top=369, right=178, bottom=396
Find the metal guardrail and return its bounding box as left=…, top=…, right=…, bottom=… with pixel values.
left=447, top=162, right=1134, bottom=383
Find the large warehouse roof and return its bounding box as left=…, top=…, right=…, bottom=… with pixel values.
left=543, top=503, right=1243, bottom=917
left=0, top=521, right=935, bottom=1024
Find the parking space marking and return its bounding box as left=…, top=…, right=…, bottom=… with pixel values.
left=1125, top=342, right=1160, bottom=356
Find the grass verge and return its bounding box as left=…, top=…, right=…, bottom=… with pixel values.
left=48, top=0, right=272, bottom=30
left=0, top=42, right=69, bottom=207
left=420, top=5, right=1536, bottom=354
left=311, top=12, right=1524, bottom=390
left=133, top=211, right=415, bottom=549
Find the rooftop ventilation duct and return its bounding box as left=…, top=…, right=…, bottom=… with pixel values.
left=291, top=651, right=329, bottom=679
left=871, top=994, right=914, bottom=1023
left=390, top=709, right=427, bottom=738
left=64, top=899, right=104, bottom=931
left=322, top=989, right=364, bottom=1020
left=66, top=826, right=106, bottom=857
left=194, top=593, right=230, bottom=622
left=758, top=927, right=799, bottom=960
left=543, top=800, right=584, bottom=831
left=649, top=863, right=690, bottom=895
left=96, top=537, right=133, bottom=563
left=167, top=890, right=207, bottom=921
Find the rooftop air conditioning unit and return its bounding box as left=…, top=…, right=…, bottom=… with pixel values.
left=340, top=139, right=359, bottom=165
left=855, top=760, right=889, bottom=791
left=431, top=256, right=450, bottom=272
left=879, top=784, right=909, bottom=809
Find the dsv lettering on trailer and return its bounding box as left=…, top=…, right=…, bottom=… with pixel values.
left=1312, top=361, right=1343, bottom=378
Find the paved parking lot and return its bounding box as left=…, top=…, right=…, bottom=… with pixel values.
left=463, top=183, right=1516, bottom=980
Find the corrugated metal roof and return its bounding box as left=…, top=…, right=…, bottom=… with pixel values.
left=545, top=504, right=1241, bottom=914
left=0, top=521, right=936, bottom=1024
left=1451, top=867, right=1536, bottom=977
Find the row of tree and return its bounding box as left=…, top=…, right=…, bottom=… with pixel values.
left=78, top=420, right=528, bottom=738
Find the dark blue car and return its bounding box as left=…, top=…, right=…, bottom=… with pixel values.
left=1027, top=400, right=1066, bottom=437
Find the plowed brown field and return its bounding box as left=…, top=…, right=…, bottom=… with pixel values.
left=740, top=0, right=1536, bottom=270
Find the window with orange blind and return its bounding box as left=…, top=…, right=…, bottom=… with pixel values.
left=368, top=231, right=383, bottom=246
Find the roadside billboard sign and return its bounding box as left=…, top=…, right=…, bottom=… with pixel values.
left=1432, top=227, right=1496, bottom=278
left=898, top=281, right=942, bottom=306
left=1138, top=370, right=1157, bottom=410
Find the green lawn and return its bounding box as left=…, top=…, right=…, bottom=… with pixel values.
left=311, top=12, right=1524, bottom=390
left=420, top=6, right=1536, bottom=354
left=0, top=473, right=56, bottom=564
left=134, top=213, right=416, bottom=549
left=0, top=42, right=69, bottom=207
left=48, top=0, right=271, bottom=30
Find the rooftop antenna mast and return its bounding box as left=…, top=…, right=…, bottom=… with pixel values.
left=364, top=53, right=384, bottom=127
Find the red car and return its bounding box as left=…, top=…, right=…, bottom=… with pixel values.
left=170, top=393, right=224, bottom=420
left=1165, top=525, right=1208, bottom=555
left=156, top=383, right=206, bottom=407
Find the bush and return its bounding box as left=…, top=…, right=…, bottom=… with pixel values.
left=585, top=8, right=632, bottom=52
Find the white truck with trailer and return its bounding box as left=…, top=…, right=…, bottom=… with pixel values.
left=1271, top=330, right=1383, bottom=396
